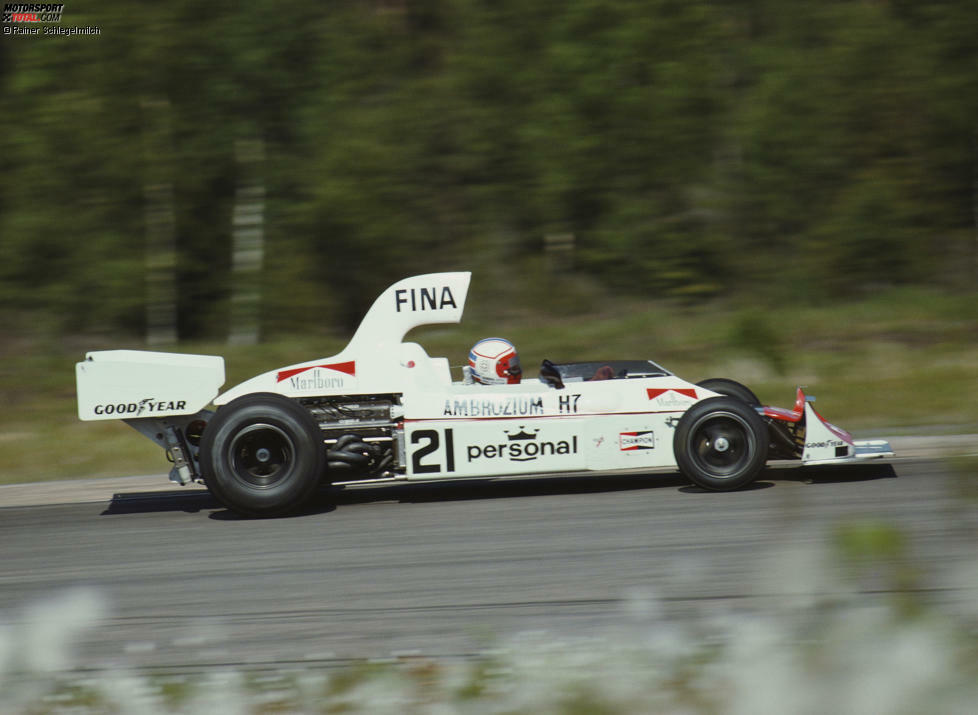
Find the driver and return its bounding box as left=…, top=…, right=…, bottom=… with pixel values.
left=464, top=338, right=522, bottom=385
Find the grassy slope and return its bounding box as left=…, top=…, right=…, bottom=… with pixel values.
left=1, top=286, right=975, bottom=485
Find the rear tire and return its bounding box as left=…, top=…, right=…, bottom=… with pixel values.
left=674, top=396, right=768, bottom=491
left=199, top=393, right=326, bottom=517
left=696, top=378, right=761, bottom=407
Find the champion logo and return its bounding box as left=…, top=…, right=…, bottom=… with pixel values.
left=277, top=361, right=356, bottom=383
left=619, top=431, right=655, bottom=451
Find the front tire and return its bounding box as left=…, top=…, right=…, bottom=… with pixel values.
left=674, top=396, right=768, bottom=491
left=199, top=393, right=326, bottom=517
left=696, top=378, right=761, bottom=407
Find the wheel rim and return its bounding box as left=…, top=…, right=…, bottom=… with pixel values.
left=687, top=411, right=755, bottom=478
left=228, top=423, right=295, bottom=488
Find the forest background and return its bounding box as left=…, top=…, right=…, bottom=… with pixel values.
left=1, top=0, right=976, bottom=480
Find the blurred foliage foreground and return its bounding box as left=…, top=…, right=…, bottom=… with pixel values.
left=2, top=519, right=977, bottom=713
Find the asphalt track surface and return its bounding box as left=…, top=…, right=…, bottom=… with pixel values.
left=1, top=455, right=976, bottom=673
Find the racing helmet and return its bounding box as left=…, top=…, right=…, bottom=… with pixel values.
left=468, top=338, right=522, bottom=385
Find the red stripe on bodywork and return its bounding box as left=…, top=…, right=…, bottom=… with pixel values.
left=646, top=388, right=697, bottom=400
left=277, top=361, right=356, bottom=382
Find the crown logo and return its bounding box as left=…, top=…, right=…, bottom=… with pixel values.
left=506, top=427, right=538, bottom=441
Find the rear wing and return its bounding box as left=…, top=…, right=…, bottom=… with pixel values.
left=76, top=350, right=225, bottom=421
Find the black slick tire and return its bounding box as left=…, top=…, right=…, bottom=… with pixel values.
left=696, top=378, right=761, bottom=407
left=199, top=393, right=326, bottom=517
left=674, top=396, right=768, bottom=491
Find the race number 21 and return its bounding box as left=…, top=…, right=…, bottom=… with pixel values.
left=410, top=428, right=455, bottom=474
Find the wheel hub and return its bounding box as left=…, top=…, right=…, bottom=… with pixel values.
left=688, top=411, right=755, bottom=478
left=228, top=423, right=295, bottom=488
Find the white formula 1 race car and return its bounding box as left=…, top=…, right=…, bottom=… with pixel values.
left=76, top=272, right=893, bottom=517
